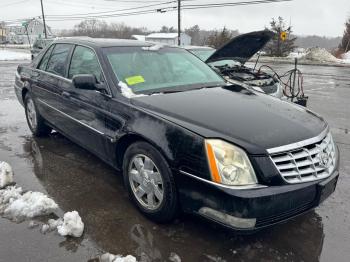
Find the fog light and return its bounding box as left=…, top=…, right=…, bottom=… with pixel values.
left=199, top=207, right=256, bottom=229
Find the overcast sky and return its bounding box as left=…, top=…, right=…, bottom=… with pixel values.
left=2, top=0, right=349, bottom=37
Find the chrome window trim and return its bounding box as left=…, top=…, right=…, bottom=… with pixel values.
left=179, top=170, right=267, bottom=190
left=267, top=126, right=329, bottom=154
left=35, top=42, right=113, bottom=97
left=37, top=99, right=105, bottom=135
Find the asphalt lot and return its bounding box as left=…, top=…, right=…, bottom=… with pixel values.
left=0, top=60, right=349, bottom=262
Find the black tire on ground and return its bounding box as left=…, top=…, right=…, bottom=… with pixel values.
left=123, top=141, right=178, bottom=223
left=24, top=92, right=52, bottom=137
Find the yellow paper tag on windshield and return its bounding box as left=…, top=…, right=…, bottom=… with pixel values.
left=125, top=75, right=145, bottom=86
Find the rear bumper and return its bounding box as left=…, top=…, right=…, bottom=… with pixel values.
left=176, top=169, right=339, bottom=231
left=14, top=79, right=24, bottom=106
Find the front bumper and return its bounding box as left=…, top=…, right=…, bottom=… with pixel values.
left=176, top=169, right=339, bottom=231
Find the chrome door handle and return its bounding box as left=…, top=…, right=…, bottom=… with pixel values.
left=62, top=91, right=70, bottom=98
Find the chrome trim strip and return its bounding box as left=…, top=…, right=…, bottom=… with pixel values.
left=179, top=170, right=267, bottom=190
left=34, top=84, right=61, bottom=97
left=37, top=99, right=104, bottom=135
left=267, top=127, right=329, bottom=154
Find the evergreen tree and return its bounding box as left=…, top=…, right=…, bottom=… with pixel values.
left=264, top=17, right=297, bottom=57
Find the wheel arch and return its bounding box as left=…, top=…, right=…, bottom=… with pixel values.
left=115, top=133, right=173, bottom=170
left=22, top=87, right=29, bottom=103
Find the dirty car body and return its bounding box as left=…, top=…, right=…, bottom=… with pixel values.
left=186, top=30, right=283, bottom=98
left=14, top=38, right=339, bottom=231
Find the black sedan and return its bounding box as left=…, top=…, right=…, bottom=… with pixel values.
left=14, top=38, right=339, bottom=231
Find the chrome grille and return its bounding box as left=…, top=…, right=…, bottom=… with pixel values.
left=270, top=132, right=337, bottom=184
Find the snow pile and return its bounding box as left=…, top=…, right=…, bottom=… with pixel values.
left=0, top=161, right=14, bottom=188
left=0, top=49, right=31, bottom=61
left=0, top=161, right=85, bottom=238
left=303, top=47, right=340, bottom=63
left=57, top=211, right=84, bottom=237
left=100, top=253, right=137, bottom=262
left=0, top=186, right=23, bottom=213
left=119, top=81, right=146, bottom=99
left=341, top=51, right=350, bottom=63
left=4, top=191, right=58, bottom=220
left=41, top=218, right=63, bottom=234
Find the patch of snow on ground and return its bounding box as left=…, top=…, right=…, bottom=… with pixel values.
left=0, top=161, right=14, bottom=188
left=4, top=191, right=58, bottom=220
left=288, top=52, right=306, bottom=59
left=100, top=253, right=137, bottom=262
left=0, top=49, right=31, bottom=60
left=0, top=186, right=23, bottom=213
left=303, top=47, right=340, bottom=63
left=57, top=211, right=84, bottom=237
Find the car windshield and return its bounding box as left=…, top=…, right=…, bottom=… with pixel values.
left=104, top=46, right=225, bottom=94
left=189, top=49, right=215, bottom=61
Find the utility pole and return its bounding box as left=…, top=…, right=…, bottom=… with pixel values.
left=177, top=0, right=181, bottom=46
left=40, top=0, right=47, bottom=38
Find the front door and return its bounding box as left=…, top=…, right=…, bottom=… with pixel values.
left=58, top=45, right=112, bottom=158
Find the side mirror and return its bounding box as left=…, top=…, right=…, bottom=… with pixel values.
left=72, top=74, right=97, bottom=90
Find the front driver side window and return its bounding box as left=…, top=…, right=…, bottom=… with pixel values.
left=68, top=46, right=103, bottom=82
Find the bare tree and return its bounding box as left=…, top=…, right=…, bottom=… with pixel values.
left=205, top=27, right=239, bottom=49
left=339, top=18, right=350, bottom=53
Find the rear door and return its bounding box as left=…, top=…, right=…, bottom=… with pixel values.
left=32, top=43, right=73, bottom=127
left=58, top=45, right=112, bottom=158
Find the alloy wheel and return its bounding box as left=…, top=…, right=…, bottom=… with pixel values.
left=128, top=154, right=164, bottom=210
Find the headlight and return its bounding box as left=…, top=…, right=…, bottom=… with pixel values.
left=205, top=139, right=257, bottom=186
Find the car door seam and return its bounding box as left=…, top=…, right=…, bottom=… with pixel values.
left=37, top=98, right=107, bottom=136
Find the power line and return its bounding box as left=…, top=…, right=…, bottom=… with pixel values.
left=46, top=1, right=176, bottom=17
left=2, top=0, right=292, bottom=25
left=43, top=0, right=292, bottom=21
left=1, top=0, right=30, bottom=8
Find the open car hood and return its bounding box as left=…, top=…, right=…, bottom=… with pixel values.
left=205, top=30, right=274, bottom=65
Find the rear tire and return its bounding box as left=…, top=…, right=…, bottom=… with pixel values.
left=123, top=141, right=178, bottom=223
left=24, top=93, right=52, bottom=137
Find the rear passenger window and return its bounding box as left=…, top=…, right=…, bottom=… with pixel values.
left=68, top=46, right=102, bottom=81
left=46, top=44, right=72, bottom=77
left=38, top=45, right=54, bottom=71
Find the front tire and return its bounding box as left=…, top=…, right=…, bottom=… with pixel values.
left=123, top=142, right=178, bottom=223
left=24, top=93, right=52, bottom=137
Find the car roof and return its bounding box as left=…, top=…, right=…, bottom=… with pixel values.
left=53, top=37, right=155, bottom=48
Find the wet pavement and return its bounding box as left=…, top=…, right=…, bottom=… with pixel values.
left=0, top=60, right=350, bottom=262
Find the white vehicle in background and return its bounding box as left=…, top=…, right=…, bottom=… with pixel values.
left=184, top=30, right=284, bottom=98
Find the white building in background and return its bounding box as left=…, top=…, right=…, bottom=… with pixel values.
left=145, top=33, right=191, bottom=46
left=5, top=18, right=53, bottom=44
left=131, top=35, right=146, bottom=41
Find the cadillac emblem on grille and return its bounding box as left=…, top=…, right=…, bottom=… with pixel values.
left=318, top=148, right=330, bottom=168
